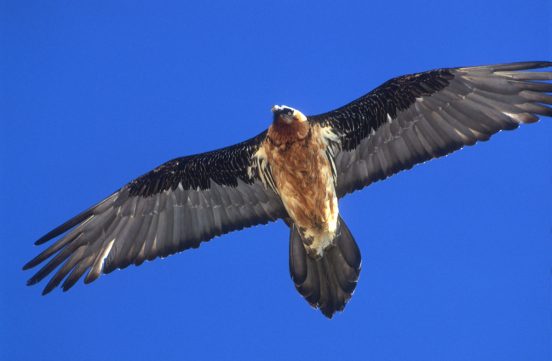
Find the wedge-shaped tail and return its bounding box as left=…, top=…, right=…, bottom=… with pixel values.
left=289, top=216, right=361, bottom=318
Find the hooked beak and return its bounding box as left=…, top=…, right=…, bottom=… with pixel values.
left=272, top=105, right=294, bottom=124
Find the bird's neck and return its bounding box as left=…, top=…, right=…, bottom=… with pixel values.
left=267, top=120, right=310, bottom=146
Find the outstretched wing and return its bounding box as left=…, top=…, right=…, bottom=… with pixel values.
left=309, top=61, right=552, bottom=197
left=24, top=131, right=286, bottom=294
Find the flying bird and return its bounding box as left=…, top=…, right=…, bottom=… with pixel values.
left=24, top=61, right=552, bottom=318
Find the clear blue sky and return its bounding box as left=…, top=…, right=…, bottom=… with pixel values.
left=1, top=1, right=551, bottom=360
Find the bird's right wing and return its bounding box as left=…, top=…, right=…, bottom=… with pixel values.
left=24, top=130, right=286, bottom=294
left=309, top=61, right=552, bottom=198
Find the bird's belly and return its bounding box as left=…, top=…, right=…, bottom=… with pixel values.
left=271, top=144, right=339, bottom=256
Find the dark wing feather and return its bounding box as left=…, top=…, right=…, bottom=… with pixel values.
left=24, top=131, right=286, bottom=294
left=308, top=61, right=552, bottom=197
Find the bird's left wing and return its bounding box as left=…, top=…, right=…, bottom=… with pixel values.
left=308, top=61, right=552, bottom=197
left=24, top=130, right=286, bottom=294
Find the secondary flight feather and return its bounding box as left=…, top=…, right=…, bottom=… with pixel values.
left=24, top=61, right=552, bottom=318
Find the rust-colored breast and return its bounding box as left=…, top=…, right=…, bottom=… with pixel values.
left=263, top=122, right=338, bottom=255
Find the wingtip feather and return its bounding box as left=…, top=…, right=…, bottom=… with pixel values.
left=42, top=283, right=57, bottom=295
left=41, top=286, right=54, bottom=296
left=459, top=61, right=552, bottom=73
left=493, top=61, right=552, bottom=71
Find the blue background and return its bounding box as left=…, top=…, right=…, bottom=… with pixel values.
left=1, top=1, right=551, bottom=360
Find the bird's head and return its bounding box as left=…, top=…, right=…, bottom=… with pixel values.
left=271, top=105, right=307, bottom=125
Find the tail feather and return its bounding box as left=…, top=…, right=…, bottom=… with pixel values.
left=289, top=216, right=361, bottom=318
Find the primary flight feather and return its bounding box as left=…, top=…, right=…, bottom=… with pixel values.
left=24, top=61, right=552, bottom=318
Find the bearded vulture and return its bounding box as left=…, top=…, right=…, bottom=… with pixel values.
left=24, top=61, right=552, bottom=318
